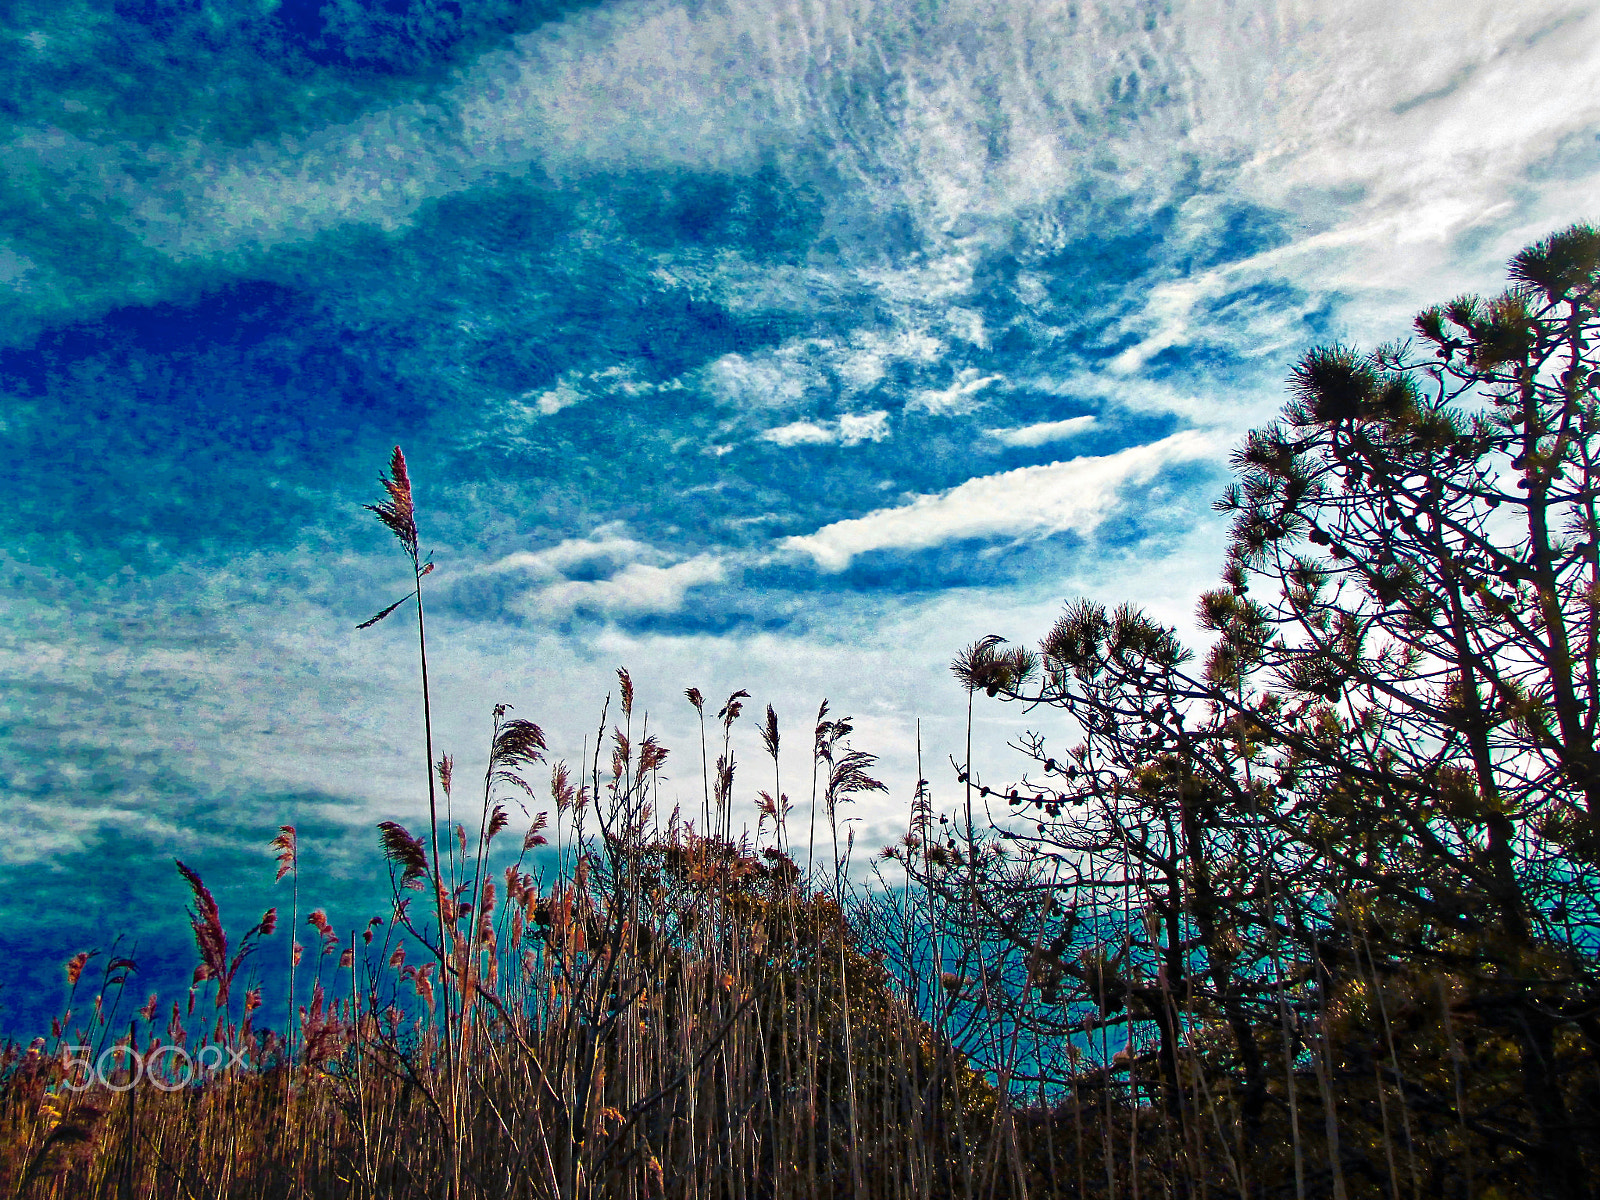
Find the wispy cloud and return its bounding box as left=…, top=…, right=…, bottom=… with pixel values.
left=705, top=330, right=946, bottom=413
left=838, top=411, right=891, bottom=444
left=463, top=532, right=727, bottom=619
left=528, top=376, right=586, bottom=416
left=762, top=421, right=836, bottom=446
left=762, top=411, right=891, bottom=447
left=5, top=0, right=1593, bottom=338
left=522, top=556, right=727, bottom=618
left=474, top=531, right=652, bottom=579
left=784, top=431, right=1216, bottom=571
left=986, top=415, right=1096, bottom=447
left=909, top=368, right=1002, bottom=416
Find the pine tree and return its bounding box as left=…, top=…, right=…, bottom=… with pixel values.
left=954, top=225, right=1600, bottom=1199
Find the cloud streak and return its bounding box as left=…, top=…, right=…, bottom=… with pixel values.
left=784, top=431, right=1216, bottom=571
left=986, top=416, right=1097, bottom=447
left=763, top=411, right=891, bottom=446
left=520, top=556, right=727, bottom=618
left=910, top=368, right=1003, bottom=416
left=460, top=533, right=729, bottom=619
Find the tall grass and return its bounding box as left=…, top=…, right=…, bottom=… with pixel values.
left=0, top=678, right=996, bottom=1200
left=3, top=448, right=1593, bottom=1199
left=3, top=691, right=1587, bottom=1200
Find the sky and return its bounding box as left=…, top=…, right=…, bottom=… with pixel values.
left=3, top=0, right=1599, bottom=1037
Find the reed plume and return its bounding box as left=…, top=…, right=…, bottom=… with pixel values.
left=378, top=821, right=431, bottom=889
left=364, top=446, right=417, bottom=559
left=174, top=860, right=230, bottom=1006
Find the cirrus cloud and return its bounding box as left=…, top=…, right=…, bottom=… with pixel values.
left=521, top=555, right=727, bottom=618
left=783, top=430, right=1216, bottom=571
left=986, top=415, right=1097, bottom=447
left=762, top=410, right=892, bottom=447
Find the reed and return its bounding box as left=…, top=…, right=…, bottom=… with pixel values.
left=4, top=441, right=1595, bottom=1200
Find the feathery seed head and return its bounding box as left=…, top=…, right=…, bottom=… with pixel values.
left=378, top=821, right=429, bottom=888
left=365, top=446, right=418, bottom=560
left=638, top=734, right=668, bottom=774
left=718, top=689, right=751, bottom=729
left=175, top=860, right=231, bottom=1005
left=761, top=704, right=779, bottom=759
left=269, top=826, right=297, bottom=881
left=551, top=762, right=574, bottom=812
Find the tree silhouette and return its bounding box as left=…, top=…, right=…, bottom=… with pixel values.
left=943, top=225, right=1600, bottom=1200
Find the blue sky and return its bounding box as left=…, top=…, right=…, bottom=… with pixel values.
left=3, top=0, right=1599, bottom=1035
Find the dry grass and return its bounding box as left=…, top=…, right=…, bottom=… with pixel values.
left=0, top=728, right=999, bottom=1200
left=4, top=442, right=1594, bottom=1199
left=4, top=674, right=1584, bottom=1200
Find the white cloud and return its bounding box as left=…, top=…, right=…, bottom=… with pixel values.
left=707, top=329, right=948, bottom=416
left=706, top=347, right=821, bottom=409
left=518, top=365, right=670, bottom=415
left=834, top=328, right=945, bottom=388
left=520, top=556, right=727, bottom=618
left=1022, top=370, right=1263, bottom=424
left=470, top=531, right=726, bottom=618
left=531, top=376, right=585, bottom=416
left=783, top=430, right=1215, bottom=571
left=943, top=307, right=988, bottom=348
left=763, top=421, right=837, bottom=446
left=471, top=367, right=687, bottom=454
left=909, top=367, right=1002, bottom=416
left=986, top=415, right=1096, bottom=447
left=838, top=410, right=890, bottom=444
left=761, top=410, right=891, bottom=446
left=476, top=530, right=649, bottom=579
